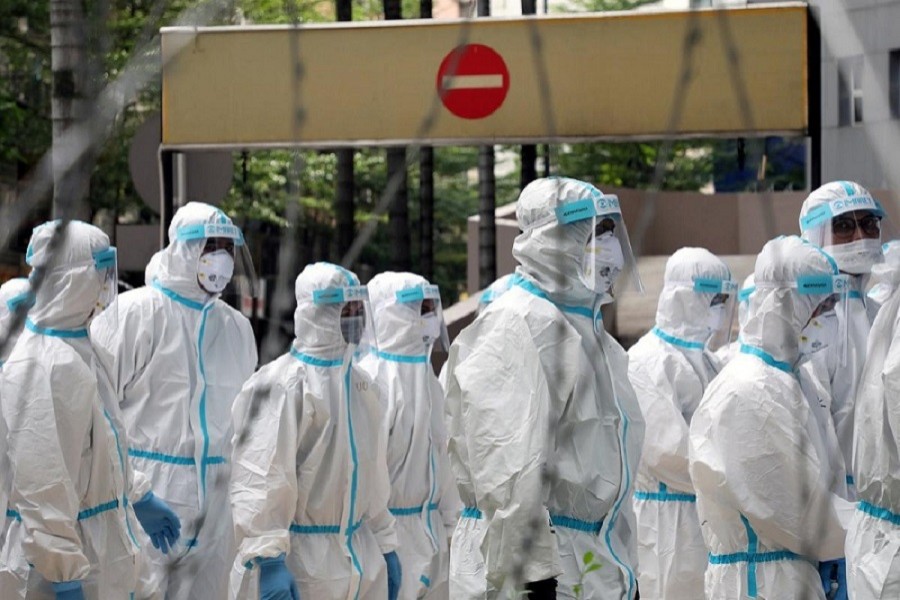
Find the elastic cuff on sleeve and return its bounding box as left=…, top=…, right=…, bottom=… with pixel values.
left=51, top=580, right=82, bottom=593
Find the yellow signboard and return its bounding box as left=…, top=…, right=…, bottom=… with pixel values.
left=161, top=3, right=808, bottom=148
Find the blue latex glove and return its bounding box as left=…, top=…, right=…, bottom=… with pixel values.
left=133, top=491, right=181, bottom=554
left=384, top=551, right=402, bottom=600
left=258, top=555, right=299, bottom=600
left=51, top=580, right=85, bottom=600
left=819, top=558, right=847, bottom=600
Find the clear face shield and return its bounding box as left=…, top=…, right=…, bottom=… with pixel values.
left=795, top=273, right=851, bottom=365
left=395, top=283, right=450, bottom=354
left=554, top=193, right=643, bottom=298
left=693, top=277, right=739, bottom=349
left=89, top=246, right=119, bottom=330
left=312, top=284, right=374, bottom=353
left=176, top=223, right=258, bottom=298
left=800, top=195, right=888, bottom=275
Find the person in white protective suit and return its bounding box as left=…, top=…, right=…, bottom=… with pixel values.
left=0, top=221, right=169, bottom=600
left=443, top=177, right=645, bottom=600
left=0, top=277, right=34, bottom=550
left=688, top=235, right=855, bottom=600
left=476, top=273, right=514, bottom=315
left=798, top=180, right=885, bottom=497
left=714, top=273, right=755, bottom=365
left=359, top=272, right=461, bottom=599
left=628, top=247, right=737, bottom=600
left=846, top=268, right=900, bottom=594
left=229, top=262, right=401, bottom=600
left=91, top=202, right=258, bottom=600
left=865, top=240, right=900, bottom=319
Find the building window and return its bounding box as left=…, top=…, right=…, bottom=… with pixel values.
left=838, top=56, right=864, bottom=126
left=890, top=49, right=900, bottom=119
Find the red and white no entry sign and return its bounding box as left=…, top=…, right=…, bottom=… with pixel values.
left=436, top=44, right=510, bottom=120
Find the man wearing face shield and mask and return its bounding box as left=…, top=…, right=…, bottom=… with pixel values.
left=0, top=221, right=160, bottom=599
left=798, top=181, right=885, bottom=500
left=688, top=235, right=854, bottom=600
left=443, top=177, right=644, bottom=599
left=359, top=272, right=460, bottom=599
left=91, top=202, right=258, bottom=600
left=627, top=247, right=737, bottom=600
left=229, top=262, right=400, bottom=600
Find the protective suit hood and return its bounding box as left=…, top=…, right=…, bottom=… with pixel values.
left=293, top=262, right=360, bottom=359
left=655, top=247, right=732, bottom=343
left=512, top=178, right=598, bottom=306
left=156, top=202, right=236, bottom=302
left=741, top=236, right=838, bottom=368
left=869, top=240, right=900, bottom=292
left=26, top=220, right=110, bottom=331
left=0, top=278, right=32, bottom=362
left=144, top=249, right=163, bottom=287
left=367, top=271, right=432, bottom=356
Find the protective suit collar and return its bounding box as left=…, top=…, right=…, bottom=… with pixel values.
left=512, top=178, right=603, bottom=307
left=368, top=271, right=432, bottom=357
left=655, top=247, right=733, bottom=344
left=154, top=202, right=236, bottom=304
left=25, top=220, right=111, bottom=332
left=740, top=236, right=840, bottom=368
left=293, top=262, right=360, bottom=361
left=511, top=272, right=602, bottom=330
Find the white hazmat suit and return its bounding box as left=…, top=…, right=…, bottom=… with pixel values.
left=0, top=221, right=144, bottom=599
left=443, top=177, right=644, bottom=599
left=359, top=272, right=460, bottom=599
left=628, top=247, right=734, bottom=600
left=866, top=240, right=900, bottom=319
left=229, top=262, right=398, bottom=600
left=799, top=181, right=884, bottom=495
left=688, top=235, right=854, bottom=600
left=846, top=258, right=900, bottom=597
left=91, top=203, right=257, bottom=599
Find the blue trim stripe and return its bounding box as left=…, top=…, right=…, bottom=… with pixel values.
left=390, top=503, right=440, bottom=517
left=708, top=550, right=806, bottom=566
left=290, top=348, right=343, bottom=368
left=6, top=509, right=20, bottom=522
left=849, top=290, right=864, bottom=301
left=152, top=281, right=206, bottom=311
left=652, top=327, right=705, bottom=350
left=741, top=514, right=759, bottom=597
left=462, top=506, right=483, bottom=519
left=25, top=319, right=87, bottom=339
left=77, top=499, right=120, bottom=521
left=738, top=286, right=755, bottom=303
left=846, top=474, right=855, bottom=486
left=345, top=362, right=363, bottom=600
left=291, top=523, right=340, bottom=534
left=374, top=349, right=428, bottom=364
left=739, top=344, right=793, bottom=374
left=550, top=513, right=603, bottom=534
left=128, top=448, right=226, bottom=466
left=604, top=372, right=636, bottom=598
left=858, top=500, right=900, bottom=526
left=198, top=305, right=213, bottom=498
left=634, top=482, right=697, bottom=503
left=185, top=538, right=199, bottom=548
left=511, top=274, right=597, bottom=320
left=101, top=409, right=138, bottom=547
left=420, top=575, right=431, bottom=588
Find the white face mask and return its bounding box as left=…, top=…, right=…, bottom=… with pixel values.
left=799, top=311, right=838, bottom=356
left=421, top=312, right=442, bottom=346
left=823, top=238, right=882, bottom=275
left=706, top=303, right=727, bottom=336
left=579, top=232, right=624, bottom=295
left=197, top=250, right=234, bottom=294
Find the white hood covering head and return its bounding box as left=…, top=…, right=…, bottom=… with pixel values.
left=144, top=249, right=164, bottom=287
left=0, top=278, right=33, bottom=362
left=742, top=236, right=838, bottom=367
left=26, top=220, right=110, bottom=331
left=512, top=177, right=599, bottom=306
left=156, top=202, right=237, bottom=302
left=367, top=271, right=433, bottom=356
left=293, top=262, right=361, bottom=359
left=656, top=247, right=732, bottom=342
